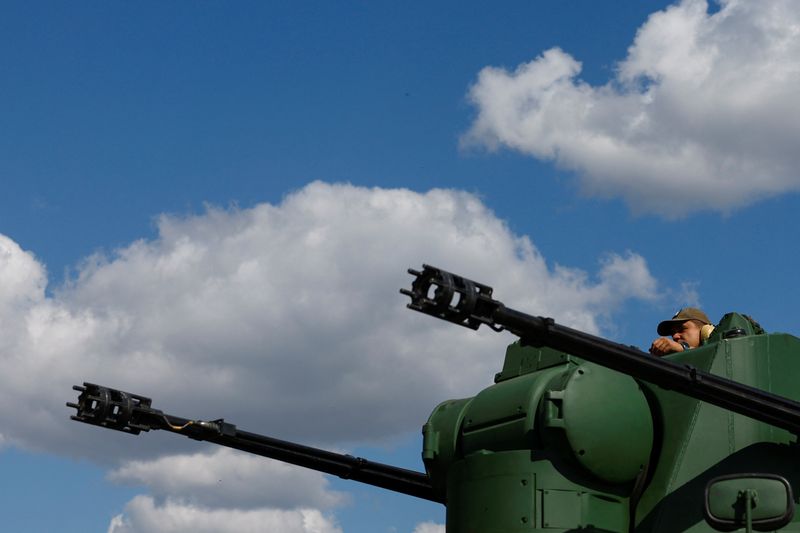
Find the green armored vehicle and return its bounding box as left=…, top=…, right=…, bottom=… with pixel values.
left=69, top=265, right=800, bottom=532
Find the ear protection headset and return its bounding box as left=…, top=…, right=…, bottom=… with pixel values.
left=700, top=324, right=715, bottom=344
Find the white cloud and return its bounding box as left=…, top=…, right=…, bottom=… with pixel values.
left=462, top=0, right=800, bottom=217
left=0, top=182, right=668, bottom=533
left=107, top=496, right=341, bottom=533
left=412, top=522, right=445, bottom=533
left=0, top=235, right=46, bottom=311
left=0, top=183, right=656, bottom=532
left=0, top=182, right=660, bottom=462
left=675, top=281, right=702, bottom=308
left=108, top=448, right=347, bottom=510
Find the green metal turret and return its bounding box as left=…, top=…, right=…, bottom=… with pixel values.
left=68, top=264, right=800, bottom=532
left=402, top=265, right=800, bottom=532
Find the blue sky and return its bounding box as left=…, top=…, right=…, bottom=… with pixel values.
left=1, top=1, right=799, bottom=532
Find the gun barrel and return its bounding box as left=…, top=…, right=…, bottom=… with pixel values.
left=403, top=264, right=800, bottom=435
left=69, top=382, right=441, bottom=503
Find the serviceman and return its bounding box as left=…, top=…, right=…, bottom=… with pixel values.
left=649, top=307, right=712, bottom=356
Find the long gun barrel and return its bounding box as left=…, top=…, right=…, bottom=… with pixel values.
left=67, top=382, right=441, bottom=503
left=401, top=264, right=800, bottom=435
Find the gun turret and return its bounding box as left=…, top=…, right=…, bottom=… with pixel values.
left=402, top=265, right=800, bottom=532
left=401, top=264, right=800, bottom=434
left=68, top=382, right=441, bottom=503
left=68, top=264, right=800, bottom=532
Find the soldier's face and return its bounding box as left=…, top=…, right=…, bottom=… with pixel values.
left=671, top=320, right=701, bottom=348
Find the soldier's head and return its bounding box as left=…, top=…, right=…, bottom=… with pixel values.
left=657, top=308, right=711, bottom=348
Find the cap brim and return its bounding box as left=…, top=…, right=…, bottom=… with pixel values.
left=657, top=319, right=683, bottom=336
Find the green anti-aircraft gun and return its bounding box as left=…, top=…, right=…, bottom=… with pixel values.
left=69, top=265, right=800, bottom=532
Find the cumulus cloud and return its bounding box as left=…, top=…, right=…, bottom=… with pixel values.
left=0, top=182, right=663, bottom=529
left=107, top=496, right=341, bottom=533
left=0, top=235, right=46, bottom=311
left=675, top=281, right=702, bottom=308
left=108, top=448, right=347, bottom=510
left=1, top=181, right=659, bottom=458
left=462, top=0, right=800, bottom=217
left=412, top=522, right=445, bottom=533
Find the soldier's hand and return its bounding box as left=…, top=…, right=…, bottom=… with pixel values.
left=649, top=337, right=684, bottom=356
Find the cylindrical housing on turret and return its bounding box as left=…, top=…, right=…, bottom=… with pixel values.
left=422, top=342, right=654, bottom=531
